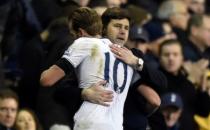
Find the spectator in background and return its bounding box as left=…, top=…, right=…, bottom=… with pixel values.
left=182, top=14, right=210, bottom=87
left=14, top=108, right=43, bottom=130
left=157, top=0, right=189, bottom=31
left=0, top=88, right=19, bottom=130
left=184, top=14, right=210, bottom=63
left=159, top=39, right=210, bottom=130
left=188, top=0, right=206, bottom=14
left=161, top=92, right=183, bottom=130
left=126, top=24, right=159, bottom=68
left=157, top=0, right=190, bottom=45
left=129, top=24, right=176, bottom=68
left=126, top=25, right=150, bottom=54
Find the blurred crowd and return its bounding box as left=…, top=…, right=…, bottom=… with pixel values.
left=1, top=0, right=210, bottom=130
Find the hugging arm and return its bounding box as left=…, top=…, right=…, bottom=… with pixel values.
left=53, top=58, right=114, bottom=106
left=82, top=81, right=114, bottom=106
left=40, top=58, right=75, bottom=87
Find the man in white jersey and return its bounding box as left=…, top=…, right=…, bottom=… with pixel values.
left=66, top=37, right=134, bottom=130
left=40, top=7, right=143, bottom=130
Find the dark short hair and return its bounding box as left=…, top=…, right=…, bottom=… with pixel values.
left=0, top=88, right=19, bottom=105
left=69, top=7, right=102, bottom=36
left=159, top=39, right=183, bottom=55
left=101, top=7, right=130, bottom=36
left=186, top=14, right=204, bottom=36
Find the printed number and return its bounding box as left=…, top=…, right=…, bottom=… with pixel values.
left=104, top=52, right=128, bottom=93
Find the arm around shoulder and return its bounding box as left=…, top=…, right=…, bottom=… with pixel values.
left=40, top=65, right=65, bottom=87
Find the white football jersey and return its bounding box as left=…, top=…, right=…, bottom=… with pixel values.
left=62, top=37, right=134, bottom=130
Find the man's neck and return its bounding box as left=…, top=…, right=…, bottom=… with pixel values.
left=80, top=34, right=101, bottom=39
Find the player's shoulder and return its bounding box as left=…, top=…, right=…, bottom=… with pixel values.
left=74, top=37, right=112, bottom=46
left=75, top=37, right=99, bottom=43
left=100, top=38, right=113, bottom=45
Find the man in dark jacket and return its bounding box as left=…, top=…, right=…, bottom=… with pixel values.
left=159, top=39, right=210, bottom=130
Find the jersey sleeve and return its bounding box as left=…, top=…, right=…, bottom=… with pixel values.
left=62, top=38, right=93, bottom=68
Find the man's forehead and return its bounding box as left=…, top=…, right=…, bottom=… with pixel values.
left=0, top=98, right=17, bottom=105
left=110, top=19, right=129, bottom=25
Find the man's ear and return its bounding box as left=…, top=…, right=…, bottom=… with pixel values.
left=78, top=28, right=88, bottom=37
left=77, top=28, right=82, bottom=37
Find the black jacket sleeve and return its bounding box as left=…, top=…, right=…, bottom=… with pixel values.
left=55, top=58, right=75, bottom=75
left=54, top=58, right=83, bottom=113
left=131, top=48, right=167, bottom=94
